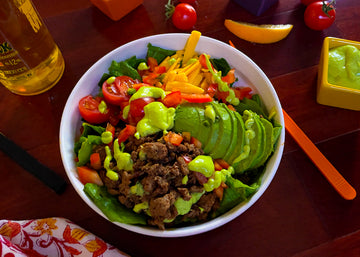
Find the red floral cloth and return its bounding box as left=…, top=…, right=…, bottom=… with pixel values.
left=0, top=218, right=129, bottom=257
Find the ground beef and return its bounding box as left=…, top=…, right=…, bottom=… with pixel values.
left=100, top=133, right=221, bottom=229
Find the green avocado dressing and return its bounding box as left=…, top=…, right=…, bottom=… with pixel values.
left=188, top=155, right=233, bottom=192
left=233, top=110, right=255, bottom=163
left=203, top=55, right=240, bottom=106
left=113, top=139, right=133, bottom=171
left=104, top=146, right=119, bottom=181
left=136, top=101, right=176, bottom=137
left=130, top=86, right=166, bottom=101
left=328, top=45, right=360, bottom=90
left=188, top=155, right=214, bottom=177
left=122, top=87, right=167, bottom=120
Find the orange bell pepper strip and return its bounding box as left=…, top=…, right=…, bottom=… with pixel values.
left=164, top=131, right=183, bottom=146
left=90, top=153, right=102, bottom=170
left=77, top=166, right=103, bottom=186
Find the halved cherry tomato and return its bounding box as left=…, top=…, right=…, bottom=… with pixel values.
left=129, top=97, right=155, bottom=120
left=118, top=125, right=136, bottom=143
left=162, top=91, right=182, bottom=107
left=102, top=76, right=138, bottom=105
left=77, top=166, right=103, bottom=186
left=78, top=95, right=110, bottom=124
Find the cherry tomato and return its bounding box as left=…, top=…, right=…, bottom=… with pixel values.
left=301, top=0, right=318, bottom=6
left=102, top=76, right=138, bottom=105
left=129, top=97, right=155, bottom=122
left=78, top=95, right=110, bottom=124
left=172, top=3, right=197, bottom=30
left=179, top=0, right=196, bottom=4
left=304, top=1, right=336, bottom=31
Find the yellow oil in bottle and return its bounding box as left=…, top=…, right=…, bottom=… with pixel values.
left=0, top=0, right=65, bottom=95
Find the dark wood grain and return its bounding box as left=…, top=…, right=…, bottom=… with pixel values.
left=1, top=0, right=359, bottom=256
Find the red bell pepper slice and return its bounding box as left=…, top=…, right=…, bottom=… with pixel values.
left=118, top=124, right=136, bottom=143
left=181, top=93, right=213, bottom=103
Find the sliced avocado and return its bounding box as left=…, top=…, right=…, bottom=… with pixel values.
left=227, top=111, right=246, bottom=165
left=252, top=118, right=274, bottom=169
left=194, top=106, right=213, bottom=147
left=233, top=110, right=264, bottom=174
left=249, top=115, right=266, bottom=168
left=208, top=102, right=232, bottom=159
left=222, top=108, right=238, bottom=162
left=202, top=105, right=220, bottom=154
left=173, top=103, right=201, bottom=138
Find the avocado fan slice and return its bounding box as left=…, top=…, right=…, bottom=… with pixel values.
left=233, top=110, right=264, bottom=174
left=227, top=111, right=246, bottom=165
left=252, top=117, right=274, bottom=169
left=222, top=106, right=238, bottom=163
left=208, top=102, right=232, bottom=160
left=193, top=105, right=213, bottom=151
left=173, top=103, right=201, bottom=138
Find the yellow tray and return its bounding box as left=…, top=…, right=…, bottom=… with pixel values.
left=317, top=37, right=360, bottom=111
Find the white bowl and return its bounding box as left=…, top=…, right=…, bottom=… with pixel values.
left=59, top=33, right=285, bottom=238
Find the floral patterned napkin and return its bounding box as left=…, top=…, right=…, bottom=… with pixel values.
left=0, top=217, right=129, bottom=257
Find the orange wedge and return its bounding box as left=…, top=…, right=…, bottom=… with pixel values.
left=224, top=19, right=293, bottom=44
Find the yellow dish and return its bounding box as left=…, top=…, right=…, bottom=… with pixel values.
left=317, top=37, right=360, bottom=111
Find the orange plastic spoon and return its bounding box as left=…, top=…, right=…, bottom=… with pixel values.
left=282, top=110, right=356, bottom=200
left=229, top=40, right=356, bottom=200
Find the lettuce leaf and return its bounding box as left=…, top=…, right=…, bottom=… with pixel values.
left=74, top=123, right=105, bottom=166
left=214, top=176, right=259, bottom=216
left=147, top=43, right=176, bottom=64
left=98, top=56, right=144, bottom=86
left=84, top=183, right=147, bottom=225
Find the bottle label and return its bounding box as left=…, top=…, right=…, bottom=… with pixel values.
left=0, top=42, right=28, bottom=76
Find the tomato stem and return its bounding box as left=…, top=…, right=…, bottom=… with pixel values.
left=165, top=0, right=175, bottom=19
left=322, top=0, right=335, bottom=18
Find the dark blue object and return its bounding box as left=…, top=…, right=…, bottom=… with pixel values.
left=233, top=0, right=279, bottom=16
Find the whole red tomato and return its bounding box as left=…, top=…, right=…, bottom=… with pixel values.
left=166, top=2, right=197, bottom=30
left=304, top=1, right=336, bottom=30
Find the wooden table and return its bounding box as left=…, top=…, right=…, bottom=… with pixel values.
left=1, top=0, right=359, bottom=256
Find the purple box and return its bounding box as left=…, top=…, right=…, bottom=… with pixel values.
left=233, top=0, right=279, bottom=16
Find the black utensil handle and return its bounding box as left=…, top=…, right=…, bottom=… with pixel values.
left=0, top=132, right=67, bottom=194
